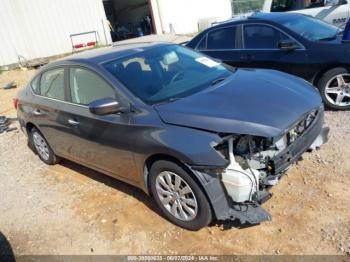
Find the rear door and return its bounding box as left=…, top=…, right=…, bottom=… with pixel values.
left=195, top=25, right=242, bottom=67
left=239, top=23, right=310, bottom=79
left=29, top=67, right=72, bottom=156
left=59, top=66, right=138, bottom=182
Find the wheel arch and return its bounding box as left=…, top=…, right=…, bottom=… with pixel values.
left=312, top=64, right=350, bottom=87
left=143, top=154, right=195, bottom=194
left=24, top=122, right=58, bottom=156
left=25, top=122, right=39, bottom=151
left=143, top=154, right=211, bottom=198
left=144, top=153, right=231, bottom=221
left=25, top=122, right=37, bottom=135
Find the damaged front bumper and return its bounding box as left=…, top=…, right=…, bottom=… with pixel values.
left=309, top=126, right=329, bottom=151
left=269, top=108, right=329, bottom=178
left=191, top=108, right=329, bottom=226
left=190, top=168, right=273, bottom=225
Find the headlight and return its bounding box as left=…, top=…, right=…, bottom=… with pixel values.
left=275, top=135, right=288, bottom=150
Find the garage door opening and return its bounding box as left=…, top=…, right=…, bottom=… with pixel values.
left=103, top=0, right=154, bottom=42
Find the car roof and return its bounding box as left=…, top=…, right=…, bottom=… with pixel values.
left=53, top=42, right=172, bottom=66
left=215, top=12, right=304, bottom=27
left=250, top=12, right=305, bottom=21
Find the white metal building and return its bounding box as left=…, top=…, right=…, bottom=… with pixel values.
left=103, top=0, right=232, bottom=37
left=0, top=0, right=232, bottom=68
left=0, top=0, right=112, bottom=69
left=150, top=0, right=232, bottom=34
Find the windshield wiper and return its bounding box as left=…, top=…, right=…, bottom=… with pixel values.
left=211, top=77, right=228, bottom=86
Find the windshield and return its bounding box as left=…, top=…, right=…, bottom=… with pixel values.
left=276, top=15, right=341, bottom=41
left=104, top=45, right=233, bottom=105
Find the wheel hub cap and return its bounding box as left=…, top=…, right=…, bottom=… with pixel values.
left=155, top=171, right=198, bottom=221
left=325, top=73, right=350, bottom=107
left=33, top=132, right=50, bottom=161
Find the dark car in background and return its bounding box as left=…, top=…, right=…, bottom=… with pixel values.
left=16, top=43, right=328, bottom=230
left=186, top=12, right=350, bottom=110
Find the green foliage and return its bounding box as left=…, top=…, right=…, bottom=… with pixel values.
left=232, top=0, right=265, bottom=14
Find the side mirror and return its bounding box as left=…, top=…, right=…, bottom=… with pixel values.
left=278, top=40, right=299, bottom=51
left=89, top=97, right=126, bottom=115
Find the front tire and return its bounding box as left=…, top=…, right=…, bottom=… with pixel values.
left=318, top=67, right=350, bottom=110
left=149, top=160, right=212, bottom=231
left=30, top=128, right=60, bottom=165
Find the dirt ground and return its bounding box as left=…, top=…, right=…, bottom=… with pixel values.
left=0, top=68, right=349, bottom=256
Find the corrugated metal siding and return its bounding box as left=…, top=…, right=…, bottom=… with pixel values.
left=0, top=0, right=112, bottom=67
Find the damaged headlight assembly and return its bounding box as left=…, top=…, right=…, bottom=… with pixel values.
left=214, top=135, right=278, bottom=205
left=208, top=108, right=329, bottom=225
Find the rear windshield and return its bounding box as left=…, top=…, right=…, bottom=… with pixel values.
left=276, top=14, right=341, bottom=41
left=103, top=45, right=233, bottom=105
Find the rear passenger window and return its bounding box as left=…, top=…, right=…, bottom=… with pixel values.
left=31, top=75, right=40, bottom=94
left=207, top=27, right=236, bottom=50
left=69, top=68, right=115, bottom=105
left=40, top=68, right=65, bottom=101
left=244, top=24, right=289, bottom=49
left=196, top=36, right=207, bottom=50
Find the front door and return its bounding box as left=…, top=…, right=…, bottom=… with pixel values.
left=59, top=67, right=139, bottom=183
left=239, top=23, right=310, bottom=80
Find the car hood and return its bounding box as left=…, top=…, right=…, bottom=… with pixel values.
left=154, top=69, right=322, bottom=138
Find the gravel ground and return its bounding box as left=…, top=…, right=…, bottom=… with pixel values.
left=0, top=69, right=349, bottom=256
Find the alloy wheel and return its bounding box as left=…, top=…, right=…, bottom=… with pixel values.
left=325, top=73, right=350, bottom=107
left=32, top=132, right=50, bottom=161
left=155, top=171, right=198, bottom=221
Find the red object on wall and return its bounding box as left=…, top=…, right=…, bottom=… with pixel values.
left=87, top=42, right=96, bottom=47
left=74, top=44, right=84, bottom=49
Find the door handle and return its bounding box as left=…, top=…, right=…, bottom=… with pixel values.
left=33, top=109, right=43, bottom=116
left=68, top=119, right=80, bottom=127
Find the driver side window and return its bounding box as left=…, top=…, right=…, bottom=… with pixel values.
left=69, top=68, right=115, bottom=105
left=243, top=24, right=292, bottom=49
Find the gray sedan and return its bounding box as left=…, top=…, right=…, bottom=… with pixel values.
left=15, top=43, right=328, bottom=230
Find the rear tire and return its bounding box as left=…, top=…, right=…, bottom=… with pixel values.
left=149, top=160, right=212, bottom=231
left=30, top=128, right=60, bottom=165
left=317, top=67, right=350, bottom=110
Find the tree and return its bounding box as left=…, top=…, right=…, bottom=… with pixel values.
left=232, top=0, right=265, bottom=14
